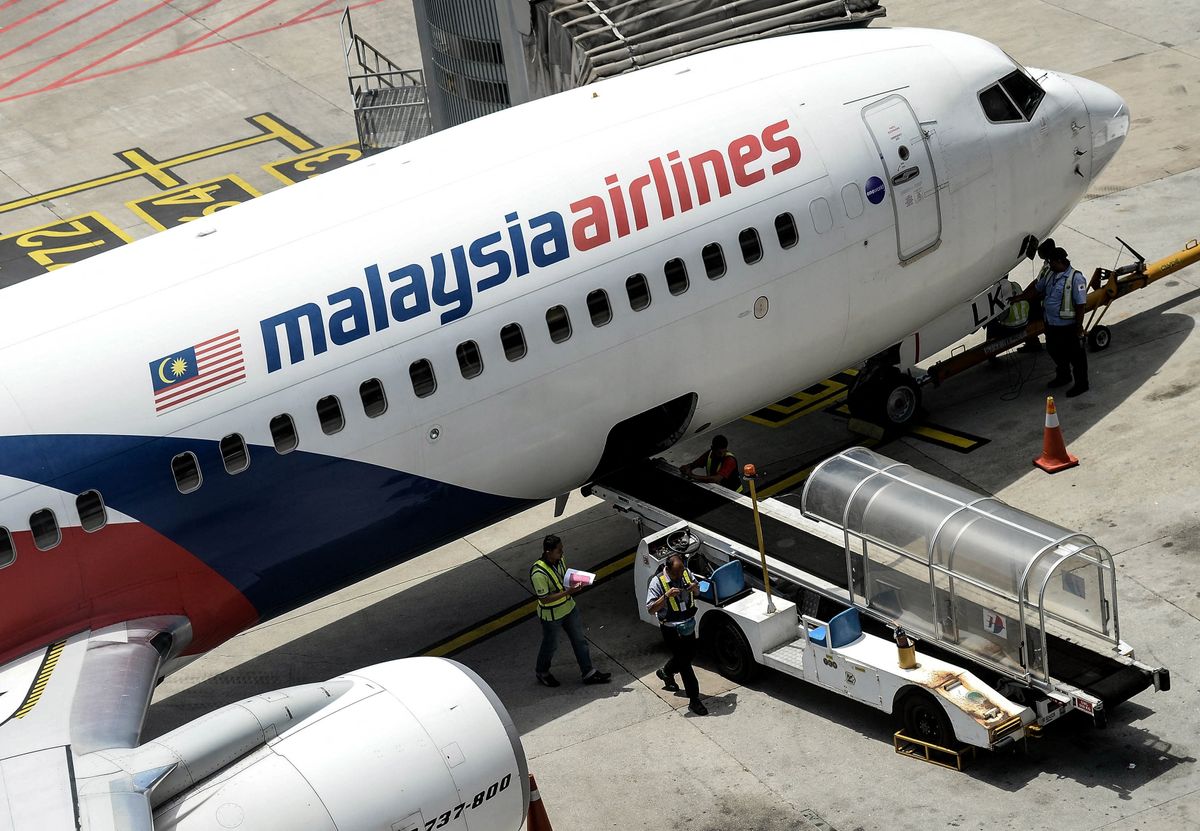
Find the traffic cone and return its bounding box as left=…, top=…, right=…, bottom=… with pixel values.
left=527, top=773, right=553, bottom=831
left=1033, top=396, right=1078, bottom=473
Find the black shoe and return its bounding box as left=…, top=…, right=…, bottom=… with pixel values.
left=656, top=669, right=680, bottom=692
left=1065, top=384, right=1089, bottom=398
left=1047, top=375, right=1072, bottom=389
left=688, top=698, right=709, bottom=716
left=582, top=670, right=611, bottom=684
left=536, top=673, right=560, bottom=688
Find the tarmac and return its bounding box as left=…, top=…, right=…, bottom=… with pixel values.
left=2, top=1, right=1199, bottom=829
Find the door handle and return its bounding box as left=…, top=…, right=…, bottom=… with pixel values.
left=891, top=167, right=919, bottom=185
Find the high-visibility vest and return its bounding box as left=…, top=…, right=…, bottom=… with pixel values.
left=532, top=558, right=575, bottom=621
left=1058, top=269, right=1083, bottom=319
left=706, top=451, right=743, bottom=493
left=657, top=569, right=697, bottom=622
left=1000, top=299, right=1030, bottom=328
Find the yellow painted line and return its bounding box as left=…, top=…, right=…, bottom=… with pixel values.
left=422, top=552, right=637, bottom=658
left=115, top=149, right=186, bottom=189
left=125, top=174, right=263, bottom=231
left=0, top=114, right=314, bottom=216
left=263, top=141, right=362, bottom=186
left=756, top=438, right=880, bottom=500
left=13, top=640, right=65, bottom=720
left=910, top=424, right=979, bottom=450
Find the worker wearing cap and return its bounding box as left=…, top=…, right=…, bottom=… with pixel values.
left=532, top=534, right=611, bottom=687
left=1032, top=247, right=1089, bottom=396
left=680, top=435, right=743, bottom=492
left=646, top=552, right=707, bottom=715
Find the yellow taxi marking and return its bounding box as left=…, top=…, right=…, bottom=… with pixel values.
left=264, top=141, right=363, bottom=186
left=0, top=113, right=314, bottom=216
left=126, top=174, right=263, bottom=231
left=13, top=640, right=65, bottom=720
left=421, top=551, right=637, bottom=658
left=0, top=212, right=132, bottom=283
left=743, top=370, right=858, bottom=428
left=908, top=424, right=981, bottom=451
left=756, top=438, right=881, bottom=500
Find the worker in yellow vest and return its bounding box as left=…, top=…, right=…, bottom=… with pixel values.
left=532, top=534, right=611, bottom=687
left=646, top=552, right=707, bottom=715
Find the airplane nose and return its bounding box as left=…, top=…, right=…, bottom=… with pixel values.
left=1064, top=74, right=1130, bottom=179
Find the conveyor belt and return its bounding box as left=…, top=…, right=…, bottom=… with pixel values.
left=597, top=462, right=1154, bottom=708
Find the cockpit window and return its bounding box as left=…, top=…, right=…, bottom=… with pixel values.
left=980, top=84, right=1023, bottom=123
left=1000, top=70, right=1045, bottom=119
left=980, top=68, right=1045, bottom=124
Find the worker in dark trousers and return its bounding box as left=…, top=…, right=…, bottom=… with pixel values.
left=1018, top=237, right=1058, bottom=353
left=646, top=552, right=707, bottom=715
left=1028, top=247, right=1089, bottom=396
left=532, top=534, right=612, bottom=687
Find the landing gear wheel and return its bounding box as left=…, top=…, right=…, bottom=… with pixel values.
left=849, top=370, right=922, bottom=430
left=706, top=616, right=757, bottom=683
left=899, top=691, right=954, bottom=747
left=1087, top=325, right=1111, bottom=352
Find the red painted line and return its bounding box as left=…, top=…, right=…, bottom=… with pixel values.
left=0, top=0, right=384, bottom=103
left=156, top=371, right=244, bottom=410
left=166, top=0, right=281, bottom=55
left=0, top=0, right=121, bottom=75
left=195, top=330, right=238, bottom=349
left=0, top=0, right=70, bottom=37
left=51, top=0, right=211, bottom=86
left=283, top=0, right=341, bottom=26
left=0, top=0, right=25, bottom=12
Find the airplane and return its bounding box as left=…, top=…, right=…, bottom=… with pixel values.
left=0, top=25, right=1127, bottom=831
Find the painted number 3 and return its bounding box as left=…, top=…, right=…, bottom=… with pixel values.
left=425, top=773, right=512, bottom=830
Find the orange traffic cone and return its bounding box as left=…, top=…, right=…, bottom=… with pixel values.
left=1033, top=396, right=1078, bottom=473
left=527, top=773, right=553, bottom=831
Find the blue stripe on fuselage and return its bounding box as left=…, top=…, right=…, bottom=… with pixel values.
left=0, top=435, right=528, bottom=620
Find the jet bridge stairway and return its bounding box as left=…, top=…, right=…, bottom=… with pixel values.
left=591, top=453, right=1168, bottom=714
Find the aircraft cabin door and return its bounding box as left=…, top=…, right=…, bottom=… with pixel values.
left=862, top=95, right=942, bottom=262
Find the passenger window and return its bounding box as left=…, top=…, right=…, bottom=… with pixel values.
left=546, top=305, right=572, bottom=343
left=0, top=527, right=12, bottom=568
left=809, top=198, right=833, bottom=234
left=171, top=452, right=203, bottom=494
left=317, top=395, right=344, bottom=435
left=270, top=414, right=299, bottom=454
left=702, top=243, right=726, bottom=279
left=626, top=273, right=651, bottom=311
left=501, top=323, right=527, bottom=361
left=979, top=84, right=1022, bottom=123
left=1000, top=69, right=1044, bottom=119
left=76, top=490, right=107, bottom=532
left=841, top=183, right=865, bottom=220
left=587, top=289, right=612, bottom=327
left=457, top=340, right=484, bottom=378
left=774, top=213, right=799, bottom=249
left=739, top=228, right=763, bottom=264
left=410, top=359, right=437, bottom=397
left=30, top=509, right=60, bottom=550
left=664, top=258, right=689, bottom=295
left=359, top=378, right=388, bottom=417
left=220, top=433, right=250, bottom=474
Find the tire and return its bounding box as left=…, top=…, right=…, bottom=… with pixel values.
left=898, top=691, right=954, bottom=747
left=1087, top=325, right=1111, bottom=352
left=849, top=371, right=922, bottom=429
left=705, top=615, right=757, bottom=683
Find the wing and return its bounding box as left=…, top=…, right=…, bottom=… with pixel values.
left=0, top=617, right=190, bottom=831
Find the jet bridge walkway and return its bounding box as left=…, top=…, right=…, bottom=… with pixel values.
left=590, top=450, right=1169, bottom=718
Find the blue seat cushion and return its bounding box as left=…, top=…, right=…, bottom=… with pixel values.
left=697, top=580, right=713, bottom=601
left=828, top=608, right=863, bottom=649
left=709, top=560, right=745, bottom=603
left=808, top=626, right=827, bottom=646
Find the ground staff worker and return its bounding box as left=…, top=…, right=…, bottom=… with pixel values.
left=680, top=435, right=742, bottom=492
left=1022, top=246, right=1090, bottom=397
left=532, top=534, right=611, bottom=687
left=646, top=553, right=708, bottom=716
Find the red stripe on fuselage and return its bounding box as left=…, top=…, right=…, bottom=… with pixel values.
left=0, top=522, right=257, bottom=666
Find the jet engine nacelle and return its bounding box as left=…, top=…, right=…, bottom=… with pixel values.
left=149, top=658, right=528, bottom=831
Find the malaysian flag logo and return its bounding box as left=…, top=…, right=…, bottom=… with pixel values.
left=150, top=330, right=246, bottom=413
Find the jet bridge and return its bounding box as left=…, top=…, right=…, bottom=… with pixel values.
left=803, top=447, right=1121, bottom=691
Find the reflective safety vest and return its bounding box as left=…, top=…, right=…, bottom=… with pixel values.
left=1058, top=269, right=1083, bottom=319
left=657, top=569, right=697, bottom=622
left=531, top=558, right=575, bottom=621
left=1000, top=299, right=1030, bottom=328
left=707, top=451, right=743, bottom=493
